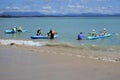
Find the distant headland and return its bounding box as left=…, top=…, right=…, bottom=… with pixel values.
left=0, top=12, right=120, bottom=17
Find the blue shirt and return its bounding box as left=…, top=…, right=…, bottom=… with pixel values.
left=78, top=34, right=84, bottom=40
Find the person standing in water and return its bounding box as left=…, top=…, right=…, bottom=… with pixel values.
left=77, top=32, right=84, bottom=40
left=49, top=29, right=55, bottom=39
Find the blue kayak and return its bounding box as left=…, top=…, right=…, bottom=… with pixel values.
left=31, top=35, right=58, bottom=39
left=87, top=33, right=112, bottom=40
left=5, top=29, right=27, bottom=33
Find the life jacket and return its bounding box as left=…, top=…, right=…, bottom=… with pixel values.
left=13, top=28, right=16, bottom=33
left=101, top=30, right=107, bottom=35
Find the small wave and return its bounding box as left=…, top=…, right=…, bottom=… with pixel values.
left=0, top=39, right=120, bottom=63
left=0, top=39, right=45, bottom=46
left=44, top=43, right=120, bottom=62
left=45, top=42, right=77, bottom=48
left=88, top=56, right=120, bottom=62
left=45, top=42, right=119, bottom=51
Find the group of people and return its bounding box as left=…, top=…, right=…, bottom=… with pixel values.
left=90, top=28, right=108, bottom=36
left=12, top=26, right=108, bottom=40
left=77, top=28, right=108, bottom=40
left=36, top=28, right=55, bottom=39
left=12, top=26, right=22, bottom=33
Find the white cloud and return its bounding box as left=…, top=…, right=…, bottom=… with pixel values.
left=67, top=4, right=85, bottom=9
left=67, top=5, right=75, bottom=8
left=4, top=6, right=20, bottom=11
left=23, top=6, right=29, bottom=9
left=12, top=6, right=20, bottom=10
left=79, top=0, right=91, bottom=3
left=23, top=6, right=30, bottom=11
left=79, top=0, right=110, bottom=3
left=80, top=6, right=116, bottom=14
left=6, top=6, right=11, bottom=9
left=42, top=5, right=52, bottom=10
left=0, top=0, right=119, bottom=14
left=3, top=6, right=32, bottom=12
left=40, top=5, right=58, bottom=14
left=96, top=0, right=110, bottom=1
left=40, top=9, right=57, bottom=14
left=65, top=4, right=117, bottom=14
left=66, top=4, right=89, bottom=13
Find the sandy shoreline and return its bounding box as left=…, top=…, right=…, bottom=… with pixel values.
left=0, top=44, right=120, bottom=80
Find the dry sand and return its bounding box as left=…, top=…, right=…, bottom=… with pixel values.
left=0, top=44, right=120, bottom=80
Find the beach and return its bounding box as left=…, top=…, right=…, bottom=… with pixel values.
left=0, top=44, right=120, bottom=80
left=0, top=0, right=120, bottom=79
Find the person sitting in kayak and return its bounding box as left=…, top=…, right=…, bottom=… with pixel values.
left=48, top=29, right=55, bottom=39
left=36, top=28, right=41, bottom=36
left=77, top=32, right=84, bottom=40
left=90, top=29, right=97, bottom=36
left=12, top=27, right=17, bottom=33
left=17, top=26, right=22, bottom=32
left=101, top=28, right=107, bottom=35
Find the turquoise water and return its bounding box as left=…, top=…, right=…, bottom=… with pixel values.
left=0, top=17, right=120, bottom=46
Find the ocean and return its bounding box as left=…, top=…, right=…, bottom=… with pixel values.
left=0, top=17, right=120, bottom=46
left=0, top=17, right=120, bottom=62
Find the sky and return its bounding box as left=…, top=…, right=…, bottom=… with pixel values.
left=0, top=0, right=120, bottom=14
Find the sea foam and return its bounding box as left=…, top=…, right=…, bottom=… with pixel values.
left=0, top=39, right=44, bottom=46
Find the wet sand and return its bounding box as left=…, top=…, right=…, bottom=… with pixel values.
left=0, top=45, right=120, bottom=80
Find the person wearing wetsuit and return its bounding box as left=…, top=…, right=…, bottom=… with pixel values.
left=49, top=29, right=55, bottom=39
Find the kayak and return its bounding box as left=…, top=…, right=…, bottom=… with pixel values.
left=5, top=29, right=27, bottom=33
left=87, top=33, right=112, bottom=40
left=31, top=35, right=58, bottom=39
